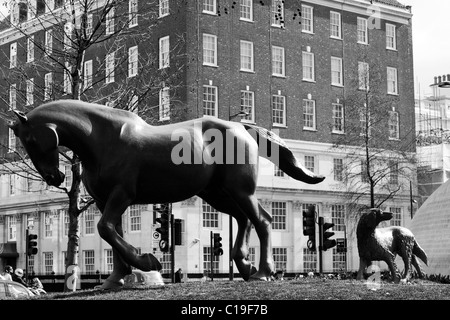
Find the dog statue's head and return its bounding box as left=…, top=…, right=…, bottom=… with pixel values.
left=359, top=208, right=393, bottom=229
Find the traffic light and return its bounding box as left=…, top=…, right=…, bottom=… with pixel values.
left=302, top=205, right=316, bottom=251
left=155, top=204, right=170, bottom=252
left=27, top=233, right=38, bottom=256
left=174, top=219, right=182, bottom=246
left=213, top=233, right=223, bottom=256
left=319, top=217, right=337, bottom=251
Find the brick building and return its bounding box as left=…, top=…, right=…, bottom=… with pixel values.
left=0, top=0, right=415, bottom=281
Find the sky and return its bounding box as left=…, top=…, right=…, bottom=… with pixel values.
left=0, top=0, right=447, bottom=98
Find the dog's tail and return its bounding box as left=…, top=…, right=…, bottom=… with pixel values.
left=243, top=124, right=325, bottom=184
left=413, top=240, right=428, bottom=266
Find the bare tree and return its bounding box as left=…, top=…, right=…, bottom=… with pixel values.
left=0, top=0, right=187, bottom=291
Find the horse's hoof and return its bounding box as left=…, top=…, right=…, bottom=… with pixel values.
left=99, top=278, right=124, bottom=290
left=250, top=266, right=258, bottom=275
left=140, top=253, right=162, bottom=271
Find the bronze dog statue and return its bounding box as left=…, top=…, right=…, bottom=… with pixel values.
left=356, top=208, right=427, bottom=283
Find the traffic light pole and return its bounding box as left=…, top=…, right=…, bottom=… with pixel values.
left=210, top=231, right=214, bottom=281
left=318, top=217, right=324, bottom=274
left=170, top=205, right=175, bottom=284
left=25, top=228, right=29, bottom=283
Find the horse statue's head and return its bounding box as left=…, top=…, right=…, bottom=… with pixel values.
left=9, top=110, right=65, bottom=187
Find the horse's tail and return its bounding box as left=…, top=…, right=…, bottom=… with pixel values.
left=243, top=124, right=325, bottom=184
left=413, top=240, right=428, bottom=266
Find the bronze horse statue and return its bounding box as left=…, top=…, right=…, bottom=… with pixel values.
left=10, top=99, right=324, bottom=289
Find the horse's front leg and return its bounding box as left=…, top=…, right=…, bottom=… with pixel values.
left=232, top=215, right=257, bottom=281
left=97, top=187, right=161, bottom=289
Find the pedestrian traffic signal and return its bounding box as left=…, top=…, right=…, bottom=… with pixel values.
left=155, top=204, right=171, bottom=252
left=213, top=233, right=223, bottom=256
left=302, top=205, right=316, bottom=251
left=27, top=233, right=38, bottom=256
left=319, top=218, right=337, bottom=251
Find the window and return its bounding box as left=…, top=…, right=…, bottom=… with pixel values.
left=302, top=52, right=314, bottom=81
left=239, top=0, right=253, bottom=21
left=360, top=104, right=371, bottom=137
left=389, top=207, right=402, bottom=226
left=8, top=215, right=16, bottom=241
left=64, top=62, right=72, bottom=94
left=10, top=42, right=17, bottom=68
left=240, top=40, right=254, bottom=72
left=106, top=7, right=115, bottom=34
left=304, top=155, right=315, bottom=173
left=202, top=200, right=219, bottom=228
left=159, top=36, right=170, bottom=69
left=361, top=160, right=369, bottom=183
left=274, top=165, right=284, bottom=177
left=303, top=99, right=316, bottom=130
left=159, top=0, right=169, bottom=17
left=272, top=46, right=285, bottom=77
left=330, top=11, right=341, bottom=39
left=159, top=87, right=170, bottom=121
left=27, top=35, right=34, bottom=62
left=203, top=0, right=216, bottom=15
left=386, top=23, right=397, bottom=50
left=64, top=22, right=73, bottom=51
left=105, top=249, right=113, bottom=273
left=331, top=204, right=345, bottom=231
left=45, top=29, right=53, bottom=55
left=9, top=174, right=17, bottom=195
left=44, top=72, right=53, bottom=100
left=271, top=201, right=286, bottom=230
left=84, top=207, right=95, bottom=235
left=331, top=57, right=343, bottom=86
left=271, top=0, right=284, bottom=27
left=43, top=252, right=54, bottom=275
left=203, top=246, right=219, bottom=273
left=129, top=0, right=138, bottom=27
left=160, top=252, right=172, bottom=274
left=46, top=0, right=55, bottom=12
left=9, top=84, right=16, bottom=110
left=272, top=94, right=286, bottom=127
left=84, top=60, right=93, bottom=89
left=387, top=67, right=398, bottom=95
left=301, top=5, right=314, bottom=33
left=357, top=17, right=368, bottom=44
left=303, top=248, right=317, bottom=272
left=203, top=34, right=217, bottom=66
left=272, top=247, right=287, bottom=271
left=8, top=129, right=16, bottom=153
left=85, top=14, right=93, bottom=38
left=240, top=90, right=255, bottom=123
left=128, top=45, right=138, bottom=77
left=27, top=255, right=35, bottom=275
left=358, top=62, right=369, bottom=90
left=333, top=158, right=344, bottom=182
left=84, top=250, right=95, bottom=274
left=389, top=161, right=399, bottom=185
left=63, top=209, right=69, bottom=237
left=129, top=205, right=142, bottom=231
left=26, top=79, right=34, bottom=106
left=333, top=249, right=346, bottom=272
left=332, top=103, right=344, bottom=133
left=105, top=52, right=115, bottom=84
left=389, top=111, right=399, bottom=139
left=203, top=85, right=218, bottom=117
left=44, top=211, right=53, bottom=238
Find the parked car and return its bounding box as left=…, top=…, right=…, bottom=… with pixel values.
left=0, top=279, right=35, bottom=299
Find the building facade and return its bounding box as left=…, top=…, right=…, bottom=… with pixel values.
left=0, top=0, right=415, bottom=279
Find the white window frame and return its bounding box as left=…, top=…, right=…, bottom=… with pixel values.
left=302, top=5, right=314, bottom=33
left=159, top=0, right=170, bottom=18
left=203, top=34, right=217, bottom=67
left=9, top=84, right=16, bottom=110
left=386, top=23, right=397, bottom=50
left=64, top=62, right=72, bottom=94
left=8, top=215, right=17, bottom=241
left=304, top=155, right=316, bottom=173
left=357, top=17, right=368, bottom=44
left=302, top=51, right=315, bottom=81
left=332, top=103, right=344, bottom=134
left=272, top=46, right=285, bottom=77
left=84, top=60, right=93, bottom=89
left=8, top=128, right=16, bottom=153
left=303, top=99, right=316, bottom=131
left=128, top=45, right=138, bottom=78
left=10, top=42, right=17, bottom=68
left=203, top=85, right=218, bottom=117
left=389, top=110, right=400, bottom=140
left=26, top=79, right=34, bottom=106
left=333, top=158, right=344, bottom=182
left=159, top=36, right=170, bottom=69
left=202, top=0, right=217, bottom=15
left=106, top=7, right=115, bottom=35
left=44, top=72, right=53, bottom=101
left=271, top=202, right=287, bottom=230
left=239, top=0, right=253, bottom=22
left=45, top=29, right=53, bottom=56
left=358, top=61, right=369, bottom=91
left=27, top=35, right=35, bottom=63
left=129, top=0, right=138, bottom=28
left=331, top=57, right=343, bottom=86
left=105, top=52, right=115, bottom=84
left=387, top=67, right=398, bottom=95
left=159, top=86, right=170, bottom=121
left=330, top=11, right=341, bottom=39
left=240, top=40, right=254, bottom=72
left=240, top=89, right=255, bottom=123
left=272, top=94, right=286, bottom=127
left=271, top=0, right=284, bottom=27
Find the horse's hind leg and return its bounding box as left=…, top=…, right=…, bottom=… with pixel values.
left=411, top=255, right=425, bottom=278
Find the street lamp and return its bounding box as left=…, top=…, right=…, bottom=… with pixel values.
left=227, top=107, right=249, bottom=281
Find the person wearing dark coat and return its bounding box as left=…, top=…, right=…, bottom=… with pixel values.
left=12, top=268, right=29, bottom=287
